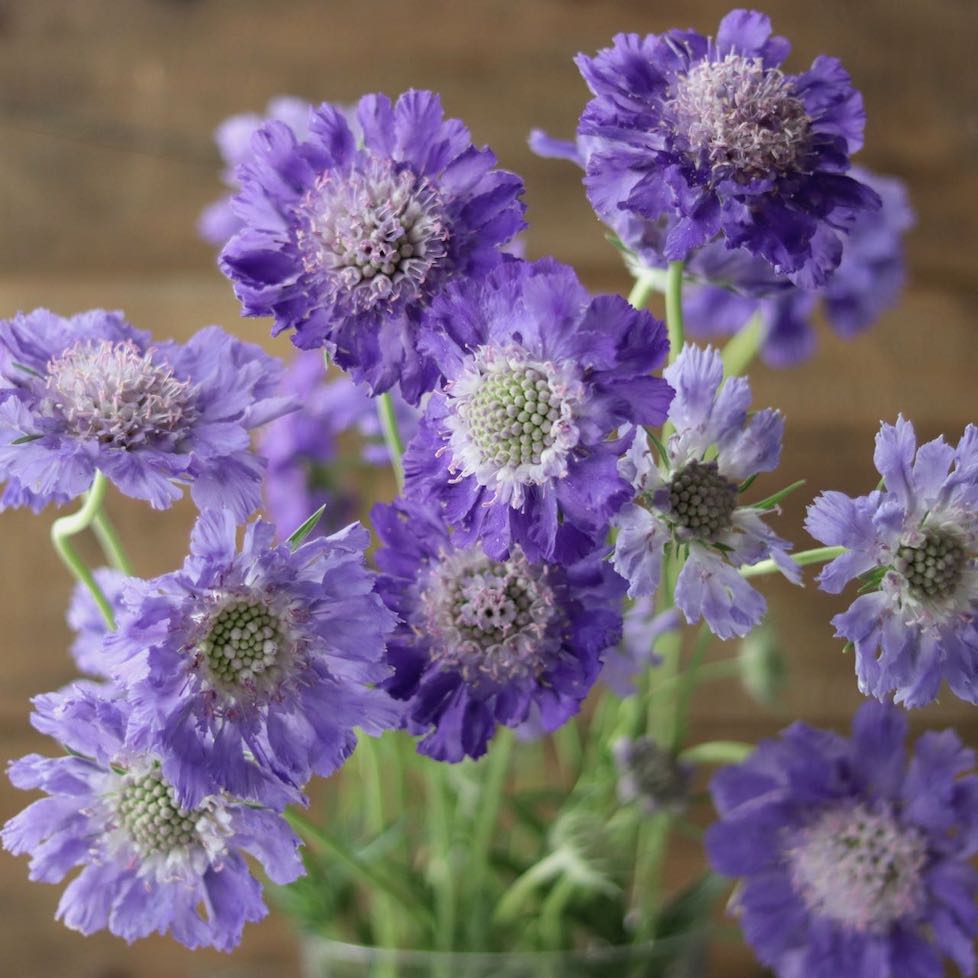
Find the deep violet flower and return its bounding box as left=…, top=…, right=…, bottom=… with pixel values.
left=104, top=510, right=400, bottom=806
left=612, top=345, right=799, bottom=638
left=0, top=309, right=291, bottom=517
left=707, top=700, right=978, bottom=978
left=575, top=9, right=880, bottom=287
left=199, top=96, right=314, bottom=246
left=806, top=417, right=978, bottom=707
left=403, top=258, right=673, bottom=564
left=220, top=90, right=526, bottom=403
left=2, top=684, right=303, bottom=951
left=373, top=497, right=626, bottom=762
left=259, top=351, right=416, bottom=538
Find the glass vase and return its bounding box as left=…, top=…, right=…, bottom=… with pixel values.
left=300, top=934, right=707, bottom=978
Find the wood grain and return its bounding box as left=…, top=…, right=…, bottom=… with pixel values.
left=1, top=1, right=976, bottom=975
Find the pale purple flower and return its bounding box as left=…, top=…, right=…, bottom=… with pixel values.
left=0, top=309, right=291, bottom=517
left=613, top=345, right=799, bottom=638
left=708, top=701, right=978, bottom=978
left=3, top=684, right=303, bottom=951
left=806, top=417, right=978, bottom=707
left=105, top=510, right=400, bottom=806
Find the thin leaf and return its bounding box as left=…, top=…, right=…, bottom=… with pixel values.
left=751, top=479, right=806, bottom=511
left=286, top=505, right=327, bottom=550
left=11, top=433, right=41, bottom=445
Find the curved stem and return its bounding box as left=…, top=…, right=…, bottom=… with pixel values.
left=377, top=392, right=405, bottom=491
left=50, top=472, right=114, bottom=629
left=665, top=261, right=686, bottom=364
left=680, top=740, right=754, bottom=766
left=92, top=509, right=134, bottom=575
left=740, top=545, right=846, bottom=579
left=721, top=311, right=766, bottom=377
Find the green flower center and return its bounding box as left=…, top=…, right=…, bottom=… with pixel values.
left=198, top=599, right=285, bottom=688
left=116, top=770, right=201, bottom=856
left=895, top=528, right=967, bottom=600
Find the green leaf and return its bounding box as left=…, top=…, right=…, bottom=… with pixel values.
left=737, top=473, right=758, bottom=494
left=750, top=479, right=806, bottom=511
left=11, top=433, right=41, bottom=445
left=653, top=872, right=729, bottom=940
left=11, top=361, right=43, bottom=379
left=286, top=505, right=327, bottom=550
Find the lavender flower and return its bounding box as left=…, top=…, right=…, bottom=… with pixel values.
left=104, top=510, right=400, bottom=806
left=613, top=345, right=799, bottom=639
left=2, top=684, right=303, bottom=951
left=220, top=90, right=526, bottom=403
left=683, top=169, right=914, bottom=366
left=575, top=9, right=880, bottom=286
left=403, top=258, right=673, bottom=563
left=806, top=417, right=978, bottom=707
left=0, top=309, right=291, bottom=517
left=199, top=96, right=314, bottom=246
left=259, top=351, right=417, bottom=538
left=707, top=701, right=978, bottom=977
left=373, top=497, right=626, bottom=762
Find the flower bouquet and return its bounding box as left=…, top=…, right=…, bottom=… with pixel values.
left=4, top=9, right=976, bottom=978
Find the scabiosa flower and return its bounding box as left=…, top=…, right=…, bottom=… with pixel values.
left=0, top=309, right=291, bottom=517
left=220, top=90, right=526, bottom=403
left=575, top=9, right=880, bottom=286
left=373, top=497, right=626, bottom=762
left=613, top=736, right=692, bottom=814
left=67, top=568, right=127, bottom=678
left=707, top=701, right=978, bottom=978
left=199, top=96, right=314, bottom=246
left=2, top=684, right=303, bottom=951
left=403, top=258, right=673, bottom=563
left=260, top=351, right=416, bottom=538
left=600, top=597, right=678, bottom=697
left=613, top=345, right=799, bottom=639
left=683, top=168, right=914, bottom=366
left=105, top=509, right=400, bottom=806
left=806, top=417, right=978, bottom=707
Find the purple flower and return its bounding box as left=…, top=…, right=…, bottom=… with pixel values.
left=613, top=345, right=799, bottom=639
left=373, top=497, right=626, bottom=762
left=2, top=684, right=303, bottom=951
left=220, top=90, right=526, bottom=403
left=104, top=510, right=400, bottom=807
left=683, top=168, right=914, bottom=366
left=806, top=417, right=978, bottom=707
left=199, top=96, right=314, bottom=246
left=575, top=9, right=880, bottom=286
left=403, top=258, right=673, bottom=563
left=707, top=701, right=978, bottom=978
left=0, top=309, right=291, bottom=517
left=259, top=351, right=417, bottom=538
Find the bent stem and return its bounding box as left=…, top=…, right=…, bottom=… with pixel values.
left=92, top=508, right=134, bottom=576
left=50, top=471, right=114, bottom=628
left=627, top=267, right=666, bottom=310
left=740, top=545, right=846, bottom=579
left=377, top=392, right=405, bottom=491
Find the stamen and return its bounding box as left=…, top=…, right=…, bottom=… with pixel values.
left=670, top=54, right=811, bottom=183
left=667, top=459, right=738, bottom=539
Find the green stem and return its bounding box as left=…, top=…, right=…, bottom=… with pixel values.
left=92, top=509, right=134, bottom=575
left=469, top=729, right=514, bottom=942
left=720, top=312, right=766, bottom=377
left=680, top=740, right=754, bottom=766
left=377, top=392, right=405, bottom=491
left=424, top=763, right=456, bottom=951
left=626, top=268, right=665, bottom=310
left=740, top=545, right=846, bottom=579
left=665, top=261, right=686, bottom=364
left=671, top=626, right=713, bottom=752
left=50, top=471, right=114, bottom=629
left=494, top=851, right=565, bottom=926
left=283, top=809, right=432, bottom=931
left=539, top=874, right=575, bottom=951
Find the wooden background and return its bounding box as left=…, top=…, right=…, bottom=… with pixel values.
left=0, top=1, right=976, bottom=975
